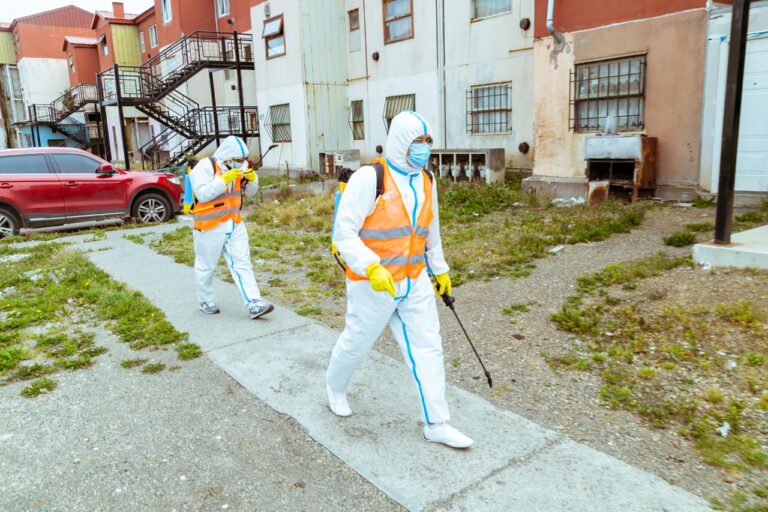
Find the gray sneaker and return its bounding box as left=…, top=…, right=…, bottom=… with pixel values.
left=199, top=302, right=221, bottom=314
left=248, top=299, right=274, bottom=319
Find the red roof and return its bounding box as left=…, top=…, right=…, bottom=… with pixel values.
left=10, top=5, right=92, bottom=29
left=62, top=36, right=99, bottom=51
left=91, top=9, right=140, bottom=29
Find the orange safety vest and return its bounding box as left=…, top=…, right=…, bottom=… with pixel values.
left=193, top=158, right=243, bottom=231
left=346, top=158, right=434, bottom=282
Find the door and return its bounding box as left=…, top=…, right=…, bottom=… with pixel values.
left=0, top=153, right=66, bottom=227
left=736, top=36, right=768, bottom=191
left=50, top=152, right=131, bottom=220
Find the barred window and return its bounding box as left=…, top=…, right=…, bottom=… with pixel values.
left=350, top=100, right=364, bottom=140
left=466, top=83, right=512, bottom=134
left=473, top=0, right=511, bottom=19
left=572, top=55, right=646, bottom=132
left=383, top=94, right=415, bottom=132
left=383, top=0, right=413, bottom=44
left=267, top=104, right=291, bottom=142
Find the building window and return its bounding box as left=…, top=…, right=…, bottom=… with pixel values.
left=383, top=94, right=415, bottom=132
left=350, top=100, right=364, bottom=140
left=102, top=42, right=109, bottom=56
left=263, top=15, right=285, bottom=59
left=161, top=0, right=172, bottom=23
left=139, top=32, right=145, bottom=52
left=217, top=0, right=230, bottom=17
left=466, top=83, right=512, bottom=134
left=348, top=9, right=361, bottom=53
left=572, top=55, right=646, bottom=132
left=383, top=0, right=413, bottom=43
left=224, top=68, right=234, bottom=81
left=69, top=56, right=75, bottom=73
left=473, top=0, right=512, bottom=19
left=149, top=25, right=158, bottom=48
left=267, top=104, right=291, bottom=142
left=3, top=66, right=26, bottom=123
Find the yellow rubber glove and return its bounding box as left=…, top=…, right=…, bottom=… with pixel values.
left=221, top=168, right=243, bottom=185
left=244, top=167, right=257, bottom=182
left=434, top=273, right=452, bottom=297
left=365, top=262, right=396, bottom=298
left=183, top=203, right=192, bottom=214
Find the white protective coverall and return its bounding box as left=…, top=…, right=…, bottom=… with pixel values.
left=327, top=111, right=451, bottom=425
left=189, top=136, right=262, bottom=306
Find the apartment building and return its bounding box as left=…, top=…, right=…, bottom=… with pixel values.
left=254, top=0, right=536, bottom=174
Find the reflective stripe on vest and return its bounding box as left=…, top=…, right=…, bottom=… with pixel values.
left=346, top=157, right=433, bottom=282
left=193, top=159, right=243, bottom=231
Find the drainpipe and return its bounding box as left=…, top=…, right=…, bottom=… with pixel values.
left=546, top=0, right=556, bottom=34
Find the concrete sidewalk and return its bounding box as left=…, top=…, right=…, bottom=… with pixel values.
left=81, top=224, right=711, bottom=512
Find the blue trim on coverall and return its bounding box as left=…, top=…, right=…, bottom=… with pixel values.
left=396, top=309, right=431, bottom=424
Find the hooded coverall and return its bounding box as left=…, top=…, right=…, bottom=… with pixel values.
left=189, top=136, right=262, bottom=306
left=326, top=111, right=451, bottom=424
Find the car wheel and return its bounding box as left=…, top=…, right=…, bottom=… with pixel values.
left=0, top=207, right=20, bottom=238
left=132, top=193, right=171, bottom=224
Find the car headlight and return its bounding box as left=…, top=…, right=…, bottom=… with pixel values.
left=168, top=177, right=181, bottom=185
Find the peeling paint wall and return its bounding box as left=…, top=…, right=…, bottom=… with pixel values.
left=532, top=9, right=708, bottom=193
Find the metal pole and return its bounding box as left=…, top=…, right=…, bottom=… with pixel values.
left=32, top=107, right=40, bottom=147
left=113, top=64, right=131, bottom=171
left=96, top=72, right=112, bottom=161
left=233, top=32, right=247, bottom=144
left=714, top=0, right=751, bottom=245
left=209, top=71, right=220, bottom=147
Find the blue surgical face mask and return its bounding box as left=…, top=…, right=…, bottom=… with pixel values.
left=406, top=142, right=431, bottom=169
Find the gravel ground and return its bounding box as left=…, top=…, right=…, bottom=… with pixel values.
left=368, top=206, right=741, bottom=502
left=0, top=329, right=401, bottom=511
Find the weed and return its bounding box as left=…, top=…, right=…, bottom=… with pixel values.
left=715, top=301, right=764, bottom=326
left=121, top=358, right=148, bottom=369
left=124, top=234, right=146, bottom=245
left=705, top=387, right=724, bottom=404
left=693, top=196, right=716, bottom=208
left=745, top=353, right=766, bottom=367
left=20, top=377, right=57, bottom=398
left=735, top=211, right=764, bottom=223
left=297, top=305, right=323, bottom=316
left=685, top=222, right=715, bottom=233
left=637, top=367, right=657, bottom=380
left=502, top=302, right=531, bottom=316
left=664, top=230, right=696, bottom=247
left=142, top=362, right=166, bottom=374
left=600, top=384, right=635, bottom=409
left=176, top=343, right=202, bottom=361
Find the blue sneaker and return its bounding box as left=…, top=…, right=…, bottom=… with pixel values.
left=248, top=299, right=274, bottom=319
left=199, top=302, right=221, bottom=314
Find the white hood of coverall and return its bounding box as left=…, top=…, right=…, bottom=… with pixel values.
left=214, top=136, right=249, bottom=167
left=385, top=111, right=432, bottom=174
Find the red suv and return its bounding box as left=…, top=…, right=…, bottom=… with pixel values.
left=0, top=148, right=182, bottom=237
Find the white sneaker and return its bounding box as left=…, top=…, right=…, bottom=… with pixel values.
left=326, top=384, right=351, bottom=417
left=423, top=423, right=474, bottom=448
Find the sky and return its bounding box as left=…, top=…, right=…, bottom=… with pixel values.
left=0, top=0, right=154, bottom=23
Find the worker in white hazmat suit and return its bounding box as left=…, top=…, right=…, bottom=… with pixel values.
left=326, top=111, right=473, bottom=448
left=188, top=135, right=274, bottom=319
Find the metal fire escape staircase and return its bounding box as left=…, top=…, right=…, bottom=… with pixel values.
left=28, top=84, right=102, bottom=151
left=97, top=31, right=259, bottom=169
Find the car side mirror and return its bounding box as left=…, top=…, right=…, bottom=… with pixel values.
left=96, top=163, right=117, bottom=174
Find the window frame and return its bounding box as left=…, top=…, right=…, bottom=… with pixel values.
left=471, top=0, right=512, bottom=21
left=466, top=82, right=513, bottom=135
left=68, top=55, right=75, bottom=74
left=382, top=94, right=415, bottom=132
left=217, top=0, right=230, bottom=17
left=101, top=42, right=109, bottom=56
left=149, top=25, right=158, bottom=48
left=268, top=103, right=292, bottom=143
left=571, top=54, right=647, bottom=133
left=349, top=9, right=360, bottom=31
left=382, top=0, right=414, bottom=45
left=263, top=15, right=286, bottom=60
left=161, top=0, right=172, bottom=24
left=139, top=31, right=145, bottom=53
left=349, top=100, right=364, bottom=140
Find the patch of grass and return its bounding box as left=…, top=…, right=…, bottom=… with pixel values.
left=716, top=301, right=764, bottom=327
left=502, top=302, right=532, bottom=316
left=705, top=387, right=724, bottom=404
left=693, top=196, right=716, bottom=208
left=124, top=233, right=146, bottom=245
left=142, top=362, right=166, bottom=374
left=121, top=358, right=148, bottom=369
left=20, top=377, right=57, bottom=398
left=685, top=222, right=715, bottom=233
left=175, top=343, right=202, bottom=361
left=150, top=227, right=194, bottom=266
left=297, top=305, right=323, bottom=317
left=735, top=211, right=764, bottom=223
left=664, top=230, right=697, bottom=247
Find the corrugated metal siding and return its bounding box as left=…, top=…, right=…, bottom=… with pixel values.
left=300, top=1, right=350, bottom=171
left=0, top=32, right=15, bottom=65
left=13, top=6, right=93, bottom=28
left=111, top=25, right=142, bottom=66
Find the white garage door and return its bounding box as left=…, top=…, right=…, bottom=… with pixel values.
left=736, top=36, right=768, bottom=192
